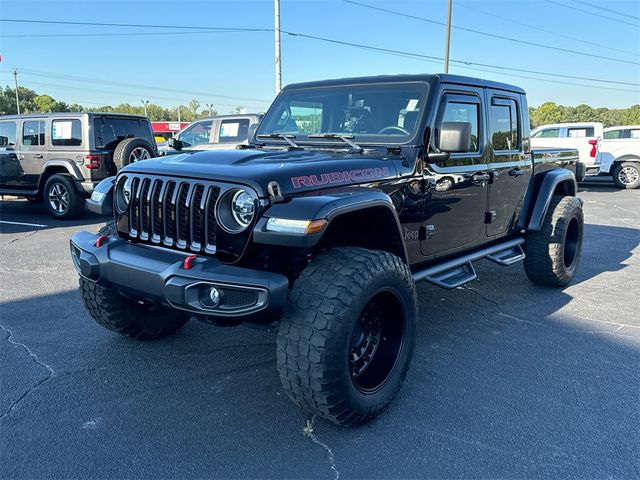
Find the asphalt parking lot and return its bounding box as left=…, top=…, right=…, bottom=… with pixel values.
left=1, top=176, right=638, bottom=479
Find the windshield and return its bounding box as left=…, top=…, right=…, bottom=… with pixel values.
left=257, top=82, right=428, bottom=145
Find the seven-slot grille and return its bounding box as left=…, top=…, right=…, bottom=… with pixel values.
left=124, top=175, right=221, bottom=254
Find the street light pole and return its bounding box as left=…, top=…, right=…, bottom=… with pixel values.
left=141, top=99, right=149, bottom=118
left=205, top=103, right=213, bottom=117
left=274, top=0, right=282, bottom=94
left=13, top=69, right=21, bottom=115
left=444, top=0, right=453, bottom=73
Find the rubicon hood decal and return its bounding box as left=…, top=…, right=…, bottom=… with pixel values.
left=291, top=167, right=391, bottom=188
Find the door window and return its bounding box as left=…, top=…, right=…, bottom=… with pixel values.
left=490, top=99, right=519, bottom=151
left=568, top=127, right=594, bottom=138
left=604, top=130, right=622, bottom=139
left=52, top=119, right=82, bottom=146
left=179, top=120, right=213, bottom=147
left=22, top=120, right=45, bottom=146
left=0, top=121, right=17, bottom=147
left=218, top=119, right=250, bottom=142
left=533, top=128, right=560, bottom=138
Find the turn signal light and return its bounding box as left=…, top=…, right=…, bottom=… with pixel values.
left=95, top=235, right=107, bottom=248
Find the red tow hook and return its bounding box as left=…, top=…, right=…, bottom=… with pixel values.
left=95, top=235, right=107, bottom=248
left=183, top=254, right=198, bottom=270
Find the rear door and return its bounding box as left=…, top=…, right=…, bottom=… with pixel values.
left=18, top=118, right=47, bottom=188
left=211, top=117, right=252, bottom=149
left=421, top=88, right=490, bottom=258
left=485, top=91, right=531, bottom=237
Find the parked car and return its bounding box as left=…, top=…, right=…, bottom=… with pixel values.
left=595, top=125, right=640, bottom=189
left=0, top=112, right=157, bottom=219
left=158, top=114, right=262, bottom=155
left=531, top=122, right=603, bottom=181
left=71, top=74, right=582, bottom=426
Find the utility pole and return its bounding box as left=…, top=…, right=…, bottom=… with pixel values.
left=205, top=103, right=213, bottom=117
left=13, top=69, right=21, bottom=115
left=141, top=99, right=149, bottom=118
left=444, top=0, right=453, bottom=73
left=274, top=0, right=282, bottom=93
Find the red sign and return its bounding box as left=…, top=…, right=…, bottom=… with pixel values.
left=151, top=121, right=189, bottom=133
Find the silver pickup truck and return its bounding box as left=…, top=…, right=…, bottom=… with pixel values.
left=158, top=114, right=262, bottom=155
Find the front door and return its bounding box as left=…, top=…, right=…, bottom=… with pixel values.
left=485, top=91, right=531, bottom=236
left=421, top=89, right=490, bottom=258
left=0, top=120, right=21, bottom=188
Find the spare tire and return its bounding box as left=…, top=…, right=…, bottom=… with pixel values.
left=112, top=137, right=155, bottom=170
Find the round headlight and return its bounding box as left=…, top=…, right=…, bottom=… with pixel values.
left=116, top=176, right=132, bottom=212
left=231, top=189, right=255, bottom=226
left=216, top=188, right=256, bottom=233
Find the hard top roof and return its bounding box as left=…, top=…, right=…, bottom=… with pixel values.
left=0, top=112, right=148, bottom=120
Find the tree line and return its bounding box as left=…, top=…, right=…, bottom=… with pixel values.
left=1, top=85, right=638, bottom=128
left=0, top=86, right=249, bottom=121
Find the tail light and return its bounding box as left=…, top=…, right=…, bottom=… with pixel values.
left=588, top=139, right=598, bottom=158
left=84, top=154, right=102, bottom=169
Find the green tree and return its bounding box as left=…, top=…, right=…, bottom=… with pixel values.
left=33, top=95, right=60, bottom=112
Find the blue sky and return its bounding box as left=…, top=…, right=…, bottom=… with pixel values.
left=0, top=0, right=638, bottom=114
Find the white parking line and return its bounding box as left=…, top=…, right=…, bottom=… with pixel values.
left=0, top=220, right=48, bottom=228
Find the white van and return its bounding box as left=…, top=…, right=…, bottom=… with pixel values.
left=596, top=125, right=640, bottom=189
left=531, top=122, right=603, bottom=181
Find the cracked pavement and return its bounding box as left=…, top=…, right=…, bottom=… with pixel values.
left=1, top=177, right=639, bottom=479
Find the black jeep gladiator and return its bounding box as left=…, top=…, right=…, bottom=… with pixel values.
left=70, top=74, right=583, bottom=426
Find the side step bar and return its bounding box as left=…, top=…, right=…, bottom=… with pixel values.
left=412, top=238, right=525, bottom=289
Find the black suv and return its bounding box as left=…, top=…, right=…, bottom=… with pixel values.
left=0, top=112, right=157, bottom=219
left=71, top=74, right=583, bottom=426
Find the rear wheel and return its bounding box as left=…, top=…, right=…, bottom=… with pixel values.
left=277, top=247, right=416, bottom=426
left=612, top=162, right=640, bottom=189
left=80, top=279, right=189, bottom=340
left=524, top=195, right=583, bottom=287
left=43, top=174, right=85, bottom=219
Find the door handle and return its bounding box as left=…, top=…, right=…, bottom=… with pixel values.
left=33, top=154, right=44, bottom=159
left=509, top=167, right=525, bottom=177
left=471, top=173, right=490, bottom=183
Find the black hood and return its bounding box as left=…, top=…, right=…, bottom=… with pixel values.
left=121, top=148, right=400, bottom=197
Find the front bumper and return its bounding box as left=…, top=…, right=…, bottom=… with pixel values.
left=70, top=231, right=289, bottom=321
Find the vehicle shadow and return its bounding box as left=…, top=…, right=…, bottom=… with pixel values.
left=0, top=198, right=107, bottom=234
left=0, top=223, right=638, bottom=479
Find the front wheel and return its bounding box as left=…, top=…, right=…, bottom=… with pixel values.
left=612, top=162, right=640, bottom=189
left=277, top=247, right=417, bottom=426
left=523, top=195, right=583, bottom=287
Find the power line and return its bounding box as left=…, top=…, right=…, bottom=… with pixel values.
left=457, top=2, right=638, bottom=56
left=342, top=0, right=638, bottom=65
left=0, top=76, right=268, bottom=109
left=545, top=0, right=640, bottom=27
left=283, top=31, right=640, bottom=87
left=0, top=67, right=272, bottom=103
left=0, top=29, right=251, bottom=38
left=1, top=17, right=638, bottom=89
left=572, top=0, right=640, bottom=21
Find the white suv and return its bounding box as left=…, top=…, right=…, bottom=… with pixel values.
left=531, top=122, right=603, bottom=181
left=596, top=125, right=640, bottom=189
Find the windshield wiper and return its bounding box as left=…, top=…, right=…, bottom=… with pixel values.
left=308, top=133, right=363, bottom=153
left=256, top=133, right=302, bottom=150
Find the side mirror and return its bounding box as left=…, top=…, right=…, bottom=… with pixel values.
left=168, top=137, right=182, bottom=150
left=438, top=122, right=472, bottom=153
left=247, top=123, right=259, bottom=142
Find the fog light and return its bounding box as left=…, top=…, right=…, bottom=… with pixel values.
left=208, top=287, right=221, bottom=307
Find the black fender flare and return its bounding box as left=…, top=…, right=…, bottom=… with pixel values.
left=85, top=176, right=116, bottom=216
left=253, top=190, right=409, bottom=262
left=523, top=169, right=577, bottom=231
